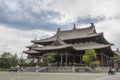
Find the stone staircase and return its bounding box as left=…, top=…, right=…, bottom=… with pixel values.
left=23, top=67, right=36, bottom=72
left=38, top=67, right=47, bottom=72
left=23, top=67, right=47, bottom=72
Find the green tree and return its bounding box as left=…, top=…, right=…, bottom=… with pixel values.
left=0, top=52, right=18, bottom=69
left=85, top=49, right=97, bottom=60
left=82, top=55, right=89, bottom=64
left=112, top=55, right=120, bottom=64
left=82, top=49, right=99, bottom=68
left=82, top=49, right=97, bottom=63
left=19, top=58, right=25, bottom=66
left=9, top=54, right=18, bottom=67
left=111, top=55, right=120, bottom=69
left=42, top=53, right=55, bottom=67
left=19, top=54, right=25, bottom=67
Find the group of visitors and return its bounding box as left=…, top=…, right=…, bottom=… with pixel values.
left=108, top=67, right=116, bottom=75
left=9, top=65, right=23, bottom=72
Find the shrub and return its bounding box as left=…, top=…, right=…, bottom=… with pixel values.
left=89, top=61, right=100, bottom=69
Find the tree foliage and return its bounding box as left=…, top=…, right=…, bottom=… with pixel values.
left=111, top=55, right=120, bottom=64
left=85, top=49, right=97, bottom=60
left=82, top=49, right=99, bottom=67
left=82, top=49, right=97, bottom=63
left=82, top=55, right=89, bottom=63
left=0, top=52, right=18, bottom=69
left=89, top=61, right=100, bottom=68
left=42, top=53, right=55, bottom=66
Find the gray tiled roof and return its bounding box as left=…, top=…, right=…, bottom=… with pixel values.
left=32, top=23, right=97, bottom=43
left=33, top=42, right=110, bottom=51
left=114, top=51, right=120, bottom=56
left=73, top=42, right=110, bottom=50
left=26, top=44, right=39, bottom=48
left=23, top=50, right=40, bottom=54
left=50, top=39, right=68, bottom=46
left=33, top=45, right=71, bottom=51
left=33, top=39, right=71, bottom=51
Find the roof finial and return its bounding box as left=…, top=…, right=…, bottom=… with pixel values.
left=117, top=48, right=119, bottom=52
left=73, top=24, right=77, bottom=30
left=34, top=38, right=36, bottom=41
left=56, top=33, right=59, bottom=41
left=56, top=27, right=61, bottom=41
left=90, top=23, right=94, bottom=27
left=90, top=23, right=96, bottom=33
left=57, top=27, right=61, bottom=32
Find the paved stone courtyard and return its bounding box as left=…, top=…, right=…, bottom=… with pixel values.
left=96, top=74, right=120, bottom=80
left=0, top=72, right=120, bottom=80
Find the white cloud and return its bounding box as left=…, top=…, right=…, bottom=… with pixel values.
left=0, top=0, right=120, bottom=58
left=73, top=18, right=120, bottom=49
left=95, top=19, right=120, bottom=49
left=0, top=24, right=54, bottom=58
left=50, top=0, right=120, bottom=23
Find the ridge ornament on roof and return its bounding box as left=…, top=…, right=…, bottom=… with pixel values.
left=72, top=24, right=77, bottom=30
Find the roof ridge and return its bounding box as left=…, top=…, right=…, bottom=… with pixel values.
left=58, top=23, right=95, bottom=33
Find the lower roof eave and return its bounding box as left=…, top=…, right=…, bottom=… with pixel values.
left=31, top=32, right=103, bottom=44
left=23, top=50, right=40, bottom=54
left=33, top=46, right=72, bottom=52
left=73, top=45, right=110, bottom=51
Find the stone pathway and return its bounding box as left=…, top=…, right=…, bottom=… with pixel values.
left=0, top=72, right=120, bottom=80
left=96, top=74, right=120, bottom=80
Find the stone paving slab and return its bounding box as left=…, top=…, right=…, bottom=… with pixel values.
left=0, top=72, right=120, bottom=80
left=96, top=75, right=120, bottom=80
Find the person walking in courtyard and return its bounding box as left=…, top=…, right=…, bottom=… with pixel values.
left=111, top=67, right=116, bottom=75
left=108, top=67, right=112, bottom=75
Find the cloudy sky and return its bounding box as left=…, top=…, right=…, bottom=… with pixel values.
left=0, top=0, right=120, bottom=58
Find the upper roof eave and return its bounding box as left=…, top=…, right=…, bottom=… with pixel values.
left=32, top=32, right=102, bottom=44
left=33, top=45, right=71, bottom=51
left=31, top=23, right=97, bottom=44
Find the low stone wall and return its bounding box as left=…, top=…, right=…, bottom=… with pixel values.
left=45, top=67, right=95, bottom=72
left=24, top=66, right=112, bottom=72
left=45, top=67, right=112, bottom=72
left=46, top=67, right=73, bottom=72
left=95, top=67, right=109, bottom=72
